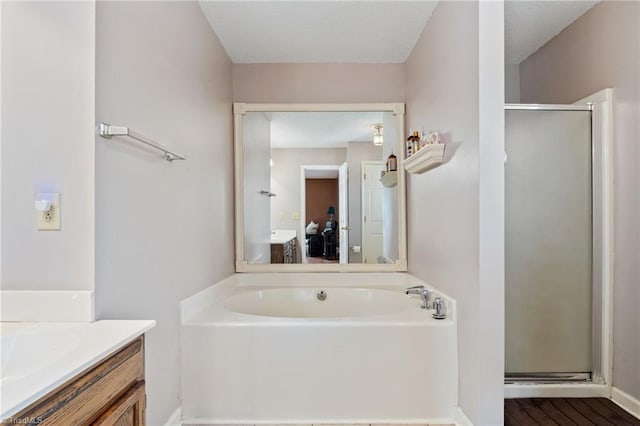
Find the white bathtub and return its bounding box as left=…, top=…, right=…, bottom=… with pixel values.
left=180, top=273, right=458, bottom=425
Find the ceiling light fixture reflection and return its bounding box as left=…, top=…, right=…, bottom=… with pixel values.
left=372, top=124, right=383, bottom=146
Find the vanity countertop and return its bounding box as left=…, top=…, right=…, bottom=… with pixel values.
left=270, top=229, right=297, bottom=244
left=0, top=319, right=155, bottom=420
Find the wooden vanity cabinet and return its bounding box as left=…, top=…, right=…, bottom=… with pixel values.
left=11, top=336, right=147, bottom=426
left=271, top=237, right=297, bottom=264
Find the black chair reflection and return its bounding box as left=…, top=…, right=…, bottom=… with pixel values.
left=323, top=219, right=338, bottom=260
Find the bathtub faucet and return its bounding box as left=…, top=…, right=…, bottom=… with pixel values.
left=405, top=286, right=429, bottom=309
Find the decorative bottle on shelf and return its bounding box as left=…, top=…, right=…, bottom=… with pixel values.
left=406, top=128, right=414, bottom=158
left=412, top=131, right=421, bottom=153
left=388, top=152, right=397, bottom=171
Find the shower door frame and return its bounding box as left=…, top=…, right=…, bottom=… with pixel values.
left=504, top=88, right=614, bottom=395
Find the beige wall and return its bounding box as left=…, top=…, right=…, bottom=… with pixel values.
left=94, top=2, right=234, bottom=424
left=519, top=0, right=640, bottom=399
left=405, top=1, right=504, bottom=423
left=505, top=63, right=520, bottom=103
left=270, top=147, right=346, bottom=232
left=233, top=63, right=405, bottom=103
left=1, top=2, right=95, bottom=291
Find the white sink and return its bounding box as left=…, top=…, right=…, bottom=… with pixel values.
left=0, top=320, right=155, bottom=420
left=1, top=325, right=80, bottom=384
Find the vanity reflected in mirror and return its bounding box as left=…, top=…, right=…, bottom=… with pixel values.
left=234, top=103, right=407, bottom=272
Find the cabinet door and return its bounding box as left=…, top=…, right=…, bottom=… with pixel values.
left=12, top=337, right=145, bottom=425
left=284, top=240, right=294, bottom=263
left=92, top=381, right=146, bottom=426
left=270, top=244, right=284, bottom=263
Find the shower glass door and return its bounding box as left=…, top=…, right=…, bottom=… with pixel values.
left=505, top=107, right=592, bottom=379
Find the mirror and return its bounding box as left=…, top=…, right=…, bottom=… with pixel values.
left=234, top=103, right=407, bottom=272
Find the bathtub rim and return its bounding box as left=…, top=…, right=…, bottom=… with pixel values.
left=181, top=273, right=456, bottom=326
left=223, top=286, right=421, bottom=320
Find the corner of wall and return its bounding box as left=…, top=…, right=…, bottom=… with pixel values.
left=404, top=1, right=505, bottom=424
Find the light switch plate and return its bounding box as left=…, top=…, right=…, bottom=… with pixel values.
left=36, top=193, right=61, bottom=230
left=291, top=211, right=300, bottom=220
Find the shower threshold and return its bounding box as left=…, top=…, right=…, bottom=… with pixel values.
left=505, top=372, right=591, bottom=384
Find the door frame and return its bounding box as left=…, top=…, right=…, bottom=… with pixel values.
left=299, top=165, right=347, bottom=264
left=338, top=162, right=349, bottom=264
left=504, top=88, right=614, bottom=398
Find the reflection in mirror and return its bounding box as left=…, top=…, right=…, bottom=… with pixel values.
left=241, top=110, right=400, bottom=266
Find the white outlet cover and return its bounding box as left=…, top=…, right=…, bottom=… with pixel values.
left=36, top=193, right=61, bottom=230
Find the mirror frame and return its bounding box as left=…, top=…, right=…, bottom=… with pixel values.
left=234, top=102, right=407, bottom=272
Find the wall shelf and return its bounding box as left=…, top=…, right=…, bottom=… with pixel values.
left=402, top=144, right=446, bottom=174
left=380, top=171, right=397, bottom=187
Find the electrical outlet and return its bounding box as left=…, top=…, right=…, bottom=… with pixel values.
left=36, top=193, right=61, bottom=231
left=279, top=212, right=285, bottom=220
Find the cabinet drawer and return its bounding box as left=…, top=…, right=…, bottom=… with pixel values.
left=13, top=337, right=144, bottom=425
left=93, top=380, right=146, bottom=426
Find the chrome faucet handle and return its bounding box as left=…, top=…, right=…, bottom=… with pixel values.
left=432, top=297, right=447, bottom=320
left=404, top=285, right=425, bottom=294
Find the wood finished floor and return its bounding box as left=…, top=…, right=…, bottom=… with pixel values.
left=505, top=398, right=640, bottom=425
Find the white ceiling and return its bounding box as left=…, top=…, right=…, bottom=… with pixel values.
left=505, top=0, right=599, bottom=64
left=199, top=1, right=438, bottom=63
left=267, top=111, right=384, bottom=148
left=200, top=0, right=599, bottom=65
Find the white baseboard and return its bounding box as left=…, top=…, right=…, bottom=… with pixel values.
left=504, top=383, right=609, bottom=399
left=164, top=407, right=182, bottom=426
left=0, top=290, right=94, bottom=322
left=612, top=387, right=640, bottom=419
left=454, top=407, right=473, bottom=426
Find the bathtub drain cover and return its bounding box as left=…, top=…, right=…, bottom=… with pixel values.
left=317, top=290, right=327, bottom=301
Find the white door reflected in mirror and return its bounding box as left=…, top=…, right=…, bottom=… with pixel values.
left=361, top=161, right=385, bottom=264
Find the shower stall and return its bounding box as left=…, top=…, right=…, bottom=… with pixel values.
left=505, top=103, right=603, bottom=383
